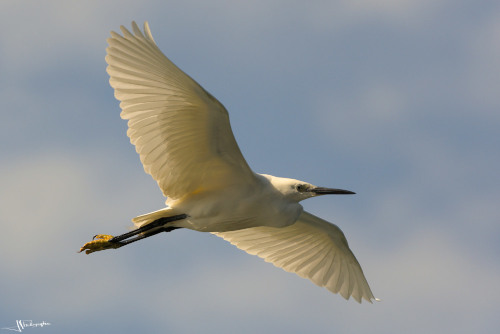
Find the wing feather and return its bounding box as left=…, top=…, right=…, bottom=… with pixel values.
left=213, top=211, right=376, bottom=303
left=106, top=22, right=255, bottom=199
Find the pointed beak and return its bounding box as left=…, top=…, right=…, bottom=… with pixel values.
left=311, top=187, right=356, bottom=195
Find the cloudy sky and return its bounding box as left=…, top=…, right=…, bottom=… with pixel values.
left=1, top=1, right=499, bottom=333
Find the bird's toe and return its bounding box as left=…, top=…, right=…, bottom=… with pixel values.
left=79, top=234, right=120, bottom=254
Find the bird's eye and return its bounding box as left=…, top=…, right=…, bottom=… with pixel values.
left=296, top=184, right=306, bottom=192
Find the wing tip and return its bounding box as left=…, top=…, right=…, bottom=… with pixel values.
left=143, top=21, right=155, bottom=43
left=110, top=21, right=156, bottom=46
left=109, top=21, right=146, bottom=37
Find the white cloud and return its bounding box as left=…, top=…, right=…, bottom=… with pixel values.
left=0, top=152, right=92, bottom=264
left=0, top=149, right=159, bottom=271
left=341, top=227, right=500, bottom=333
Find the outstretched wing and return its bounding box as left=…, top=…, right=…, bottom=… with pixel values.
left=213, top=211, right=377, bottom=303
left=106, top=22, right=255, bottom=199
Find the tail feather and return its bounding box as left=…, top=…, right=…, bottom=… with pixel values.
left=131, top=207, right=178, bottom=227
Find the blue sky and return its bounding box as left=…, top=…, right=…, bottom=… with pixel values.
left=1, top=1, right=499, bottom=333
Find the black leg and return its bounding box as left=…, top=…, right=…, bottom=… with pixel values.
left=110, top=214, right=187, bottom=243
left=114, top=226, right=182, bottom=247
left=79, top=214, right=188, bottom=254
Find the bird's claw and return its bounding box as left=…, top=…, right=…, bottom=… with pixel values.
left=79, top=234, right=121, bottom=254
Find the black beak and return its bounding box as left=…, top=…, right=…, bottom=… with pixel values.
left=311, top=187, right=356, bottom=195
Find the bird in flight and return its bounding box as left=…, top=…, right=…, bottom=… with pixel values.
left=79, top=22, right=377, bottom=303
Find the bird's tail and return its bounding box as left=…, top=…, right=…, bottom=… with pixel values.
left=131, top=207, right=178, bottom=228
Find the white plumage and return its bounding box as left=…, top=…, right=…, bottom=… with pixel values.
left=106, top=23, right=254, bottom=201
left=214, top=211, right=375, bottom=302
left=101, top=21, right=377, bottom=303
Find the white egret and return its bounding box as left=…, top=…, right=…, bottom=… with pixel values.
left=79, top=22, right=377, bottom=303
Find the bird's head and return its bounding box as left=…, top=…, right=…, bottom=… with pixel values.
left=262, top=175, right=355, bottom=203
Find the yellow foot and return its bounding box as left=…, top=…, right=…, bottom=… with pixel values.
left=79, top=234, right=121, bottom=254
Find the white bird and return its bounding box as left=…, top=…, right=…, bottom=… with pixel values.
left=79, top=21, right=377, bottom=303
